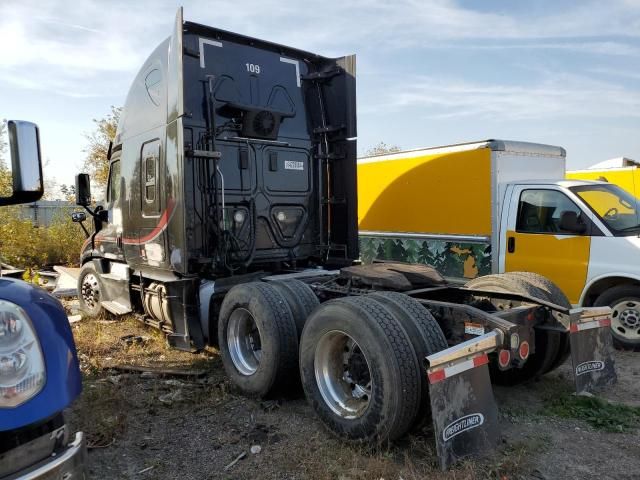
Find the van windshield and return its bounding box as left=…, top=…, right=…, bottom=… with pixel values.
left=570, top=184, right=640, bottom=236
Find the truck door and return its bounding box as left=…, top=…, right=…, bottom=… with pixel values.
left=503, top=186, right=597, bottom=304
left=97, top=157, right=125, bottom=261
left=136, top=139, right=167, bottom=267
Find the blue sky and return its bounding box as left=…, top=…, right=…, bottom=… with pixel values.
left=1, top=0, right=639, bottom=193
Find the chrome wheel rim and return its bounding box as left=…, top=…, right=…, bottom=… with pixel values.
left=227, top=308, right=262, bottom=375
left=611, top=300, right=640, bottom=342
left=81, top=273, right=100, bottom=310
left=314, top=330, right=372, bottom=419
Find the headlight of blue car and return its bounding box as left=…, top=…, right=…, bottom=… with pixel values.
left=0, top=299, right=46, bottom=407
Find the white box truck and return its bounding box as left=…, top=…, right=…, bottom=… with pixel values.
left=358, top=139, right=640, bottom=349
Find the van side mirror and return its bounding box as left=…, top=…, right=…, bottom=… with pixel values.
left=0, top=121, right=44, bottom=207
left=75, top=173, right=91, bottom=206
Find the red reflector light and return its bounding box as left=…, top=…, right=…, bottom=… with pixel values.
left=519, top=341, right=530, bottom=360
left=498, top=349, right=510, bottom=368
left=473, top=354, right=489, bottom=368
left=427, top=369, right=446, bottom=384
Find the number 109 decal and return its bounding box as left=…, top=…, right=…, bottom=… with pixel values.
left=246, top=63, right=261, bottom=74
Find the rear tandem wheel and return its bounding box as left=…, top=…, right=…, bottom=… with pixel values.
left=271, top=279, right=319, bottom=337
left=218, top=282, right=299, bottom=397
left=367, top=291, right=448, bottom=429
left=299, top=295, right=422, bottom=443
left=465, top=273, right=566, bottom=385
left=505, top=272, right=572, bottom=372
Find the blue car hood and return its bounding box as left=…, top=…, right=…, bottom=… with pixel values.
left=0, top=277, right=82, bottom=431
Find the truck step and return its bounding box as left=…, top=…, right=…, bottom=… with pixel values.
left=100, top=273, right=128, bottom=282
left=101, top=300, right=132, bottom=316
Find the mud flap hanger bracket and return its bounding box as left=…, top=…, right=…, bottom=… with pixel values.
left=425, top=330, right=502, bottom=470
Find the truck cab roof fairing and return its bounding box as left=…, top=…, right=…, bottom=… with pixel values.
left=115, top=38, right=169, bottom=143
left=116, top=8, right=185, bottom=143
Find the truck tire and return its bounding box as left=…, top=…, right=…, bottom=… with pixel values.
left=77, top=262, right=106, bottom=318
left=271, top=279, right=319, bottom=337
left=299, top=296, right=421, bottom=443
left=594, top=285, right=640, bottom=351
left=218, top=282, right=299, bottom=397
left=368, top=291, right=448, bottom=429
left=505, top=271, right=572, bottom=372
left=506, top=272, right=570, bottom=308
left=464, top=274, right=562, bottom=385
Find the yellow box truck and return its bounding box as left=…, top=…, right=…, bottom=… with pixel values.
left=359, top=140, right=640, bottom=349
left=568, top=157, right=640, bottom=198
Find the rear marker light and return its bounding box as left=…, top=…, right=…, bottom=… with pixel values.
left=519, top=341, right=530, bottom=360
left=498, top=349, right=511, bottom=368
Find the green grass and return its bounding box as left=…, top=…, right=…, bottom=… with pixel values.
left=74, top=380, right=129, bottom=448
left=543, top=394, right=640, bottom=433
left=480, top=435, right=550, bottom=480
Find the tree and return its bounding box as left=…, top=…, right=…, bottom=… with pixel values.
left=365, top=141, right=401, bottom=156
left=60, top=184, right=76, bottom=202
left=41, top=157, right=59, bottom=200
left=82, top=106, right=121, bottom=189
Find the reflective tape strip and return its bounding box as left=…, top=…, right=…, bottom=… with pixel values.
left=427, top=354, right=489, bottom=385
left=570, top=318, right=611, bottom=333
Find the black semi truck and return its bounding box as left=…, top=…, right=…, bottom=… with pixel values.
left=73, top=9, right=616, bottom=468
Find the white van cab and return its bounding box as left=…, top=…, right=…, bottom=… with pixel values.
left=358, top=140, right=640, bottom=349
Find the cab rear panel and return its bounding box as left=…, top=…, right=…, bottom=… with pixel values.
left=103, top=19, right=357, bottom=280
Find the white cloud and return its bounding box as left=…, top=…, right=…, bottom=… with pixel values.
left=0, top=0, right=638, bottom=87
left=0, top=0, right=163, bottom=97
left=588, top=67, right=640, bottom=80
left=362, top=71, right=640, bottom=121
left=444, top=40, right=640, bottom=57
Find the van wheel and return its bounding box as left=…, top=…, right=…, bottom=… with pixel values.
left=368, top=291, right=448, bottom=429
left=271, top=279, right=319, bottom=337
left=218, top=282, right=298, bottom=397
left=299, top=296, right=420, bottom=443
left=464, top=274, right=561, bottom=385
left=77, top=263, right=105, bottom=318
left=594, top=285, right=640, bottom=351
left=503, top=272, right=571, bottom=372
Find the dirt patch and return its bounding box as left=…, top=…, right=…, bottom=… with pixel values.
left=66, top=316, right=640, bottom=479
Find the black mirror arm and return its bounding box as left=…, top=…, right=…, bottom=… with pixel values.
left=78, top=221, right=90, bottom=238
left=82, top=204, right=99, bottom=218
left=79, top=205, right=106, bottom=234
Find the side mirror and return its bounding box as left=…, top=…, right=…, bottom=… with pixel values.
left=71, top=211, right=87, bottom=223
left=75, top=173, right=91, bottom=206
left=0, top=121, right=44, bottom=207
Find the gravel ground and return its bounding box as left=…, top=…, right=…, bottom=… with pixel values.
left=65, top=315, right=640, bottom=480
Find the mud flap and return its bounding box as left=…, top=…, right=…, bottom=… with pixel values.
left=568, top=307, right=617, bottom=393
left=426, top=331, right=501, bottom=470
